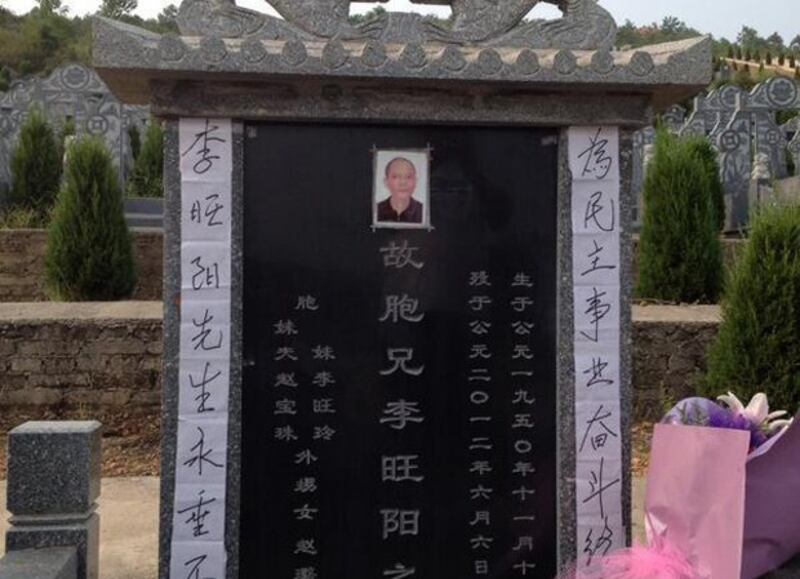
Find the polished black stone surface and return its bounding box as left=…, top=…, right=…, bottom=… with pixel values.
left=242, top=123, right=559, bottom=578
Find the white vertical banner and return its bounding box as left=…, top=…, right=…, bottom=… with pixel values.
left=171, top=118, right=233, bottom=579
left=568, top=126, right=625, bottom=565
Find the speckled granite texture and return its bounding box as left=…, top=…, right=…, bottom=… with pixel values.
left=6, top=517, right=98, bottom=579
left=7, top=422, right=101, bottom=516
left=0, top=547, right=78, bottom=579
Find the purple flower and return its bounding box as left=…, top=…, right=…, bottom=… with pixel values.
left=663, top=395, right=783, bottom=451
left=662, top=398, right=731, bottom=427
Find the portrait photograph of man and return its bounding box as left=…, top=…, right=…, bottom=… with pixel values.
left=373, top=149, right=431, bottom=230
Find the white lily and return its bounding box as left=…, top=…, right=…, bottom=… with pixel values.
left=717, top=391, right=792, bottom=432
left=766, top=418, right=794, bottom=433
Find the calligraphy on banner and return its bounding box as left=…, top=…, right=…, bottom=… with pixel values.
left=172, top=118, right=233, bottom=579
left=568, top=126, right=625, bottom=564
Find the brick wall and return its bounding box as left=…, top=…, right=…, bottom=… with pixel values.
left=633, top=308, right=721, bottom=421
left=0, top=229, right=163, bottom=302
left=0, top=304, right=719, bottom=422
left=0, top=304, right=162, bottom=409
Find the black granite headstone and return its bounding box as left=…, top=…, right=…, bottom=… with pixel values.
left=242, top=123, right=559, bottom=578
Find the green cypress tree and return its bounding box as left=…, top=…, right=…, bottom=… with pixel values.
left=0, top=68, right=11, bottom=92
left=636, top=131, right=723, bottom=303
left=44, top=136, right=136, bottom=301
left=9, top=107, right=62, bottom=214
left=127, top=121, right=164, bottom=198
left=734, top=67, right=756, bottom=90
left=60, top=117, right=76, bottom=142
left=703, top=204, right=800, bottom=411
left=687, top=138, right=725, bottom=231
left=127, top=123, right=142, bottom=162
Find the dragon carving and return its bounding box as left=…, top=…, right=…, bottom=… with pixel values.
left=177, top=0, right=617, bottom=50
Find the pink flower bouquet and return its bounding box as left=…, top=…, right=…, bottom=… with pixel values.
left=559, top=392, right=798, bottom=578
left=648, top=392, right=797, bottom=578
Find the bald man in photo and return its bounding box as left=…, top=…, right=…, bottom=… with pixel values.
left=377, top=157, right=424, bottom=224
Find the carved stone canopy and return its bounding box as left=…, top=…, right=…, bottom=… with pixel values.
left=93, top=1, right=712, bottom=122
left=176, top=0, right=618, bottom=51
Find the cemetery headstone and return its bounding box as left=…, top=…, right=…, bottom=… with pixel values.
left=784, top=117, right=800, bottom=173
left=94, top=1, right=711, bottom=576
left=0, top=64, right=149, bottom=197
left=632, top=76, right=800, bottom=231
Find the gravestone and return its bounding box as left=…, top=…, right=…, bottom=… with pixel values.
left=785, top=118, right=800, bottom=176
left=0, top=64, right=149, bottom=196
left=632, top=76, right=800, bottom=231
left=94, top=1, right=710, bottom=577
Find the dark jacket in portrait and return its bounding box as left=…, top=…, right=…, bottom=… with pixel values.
left=377, top=198, right=423, bottom=224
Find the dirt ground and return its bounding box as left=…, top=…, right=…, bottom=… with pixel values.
left=0, top=409, right=654, bottom=480
left=632, top=422, right=654, bottom=476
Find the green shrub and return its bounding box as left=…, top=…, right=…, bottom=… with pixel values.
left=0, top=206, right=50, bottom=229
left=0, top=67, right=10, bottom=92
left=127, top=121, right=163, bottom=198
left=703, top=204, right=800, bottom=412
left=9, top=107, right=62, bottom=213
left=60, top=116, right=76, bottom=142
left=127, top=123, right=141, bottom=161
left=44, top=136, right=136, bottom=301
left=687, top=138, right=725, bottom=231
left=636, top=131, right=723, bottom=303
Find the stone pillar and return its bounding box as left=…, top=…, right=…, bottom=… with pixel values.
left=5, top=421, right=102, bottom=579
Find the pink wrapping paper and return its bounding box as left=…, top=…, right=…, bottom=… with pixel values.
left=645, top=424, right=750, bottom=579
left=741, top=415, right=800, bottom=579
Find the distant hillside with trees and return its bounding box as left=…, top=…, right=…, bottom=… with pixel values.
left=0, top=0, right=178, bottom=91
left=616, top=16, right=704, bottom=48
left=615, top=17, right=800, bottom=90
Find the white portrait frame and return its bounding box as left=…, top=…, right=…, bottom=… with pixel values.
left=372, top=147, right=432, bottom=231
